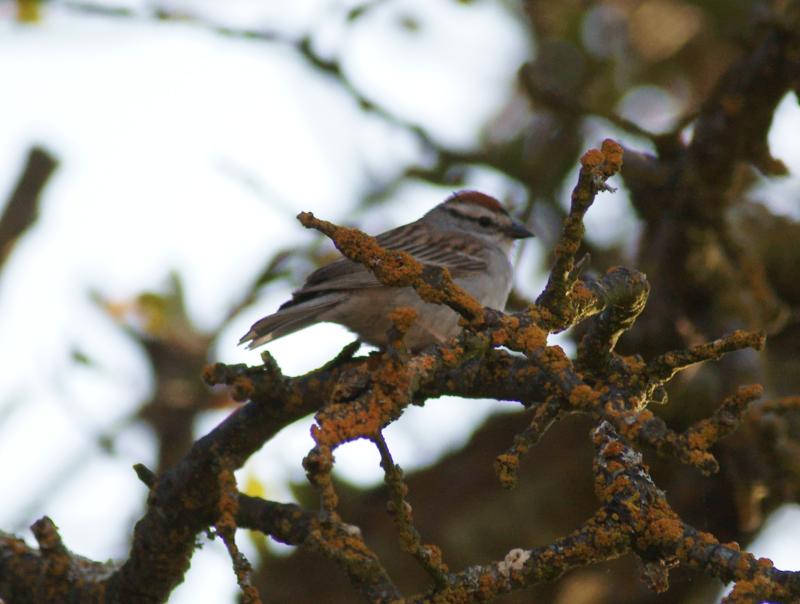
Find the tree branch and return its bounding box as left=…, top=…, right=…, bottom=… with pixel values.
left=0, top=146, right=57, bottom=270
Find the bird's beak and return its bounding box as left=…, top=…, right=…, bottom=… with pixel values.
left=505, top=218, right=535, bottom=239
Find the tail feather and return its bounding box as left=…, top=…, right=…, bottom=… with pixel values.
left=239, top=295, right=342, bottom=349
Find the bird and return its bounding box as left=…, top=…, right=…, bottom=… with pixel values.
left=239, top=191, right=534, bottom=352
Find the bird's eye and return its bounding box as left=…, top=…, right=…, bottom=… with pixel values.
left=478, top=217, right=492, bottom=227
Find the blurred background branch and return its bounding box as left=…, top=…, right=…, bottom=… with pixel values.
left=0, top=146, right=57, bottom=270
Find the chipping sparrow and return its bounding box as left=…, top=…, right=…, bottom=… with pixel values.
left=240, top=191, right=533, bottom=352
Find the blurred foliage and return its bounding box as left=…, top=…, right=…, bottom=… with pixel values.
left=16, top=0, right=40, bottom=22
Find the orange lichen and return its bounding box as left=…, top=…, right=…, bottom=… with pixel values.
left=601, top=439, right=625, bottom=458
left=616, top=409, right=653, bottom=441
left=422, top=544, right=447, bottom=572
left=600, top=139, right=624, bottom=175
left=538, top=345, right=572, bottom=372
left=388, top=306, right=417, bottom=335
left=571, top=279, right=595, bottom=301
left=737, top=383, right=764, bottom=400
left=478, top=571, right=500, bottom=599
left=686, top=427, right=714, bottom=451
left=416, top=273, right=485, bottom=324
left=620, top=354, right=646, bottom=373
left=216, top=468, right=239, bottom=532
left=569, top=384, right=601, bottom=409
left=591, top=523, right=624, bottom=549
left=440, top=344, right=464, bottom=367
left=579, top=139, right=623, bottom=178
left=581, top=148, right=605, bottom=169
left=312, top=362, right=415, bottom=448
left=202, top=363, right=223, bottom=384
left=645, top=517, right=684, bottom=546
left=495, top=453, right=521, bottom=489
left=304, top=446, right=339, bottom=512
left=510, top=324, right=548, bottom=353
left=523, top=304, right=555, bottom=326
left=491, top=315, right=519, bottom=347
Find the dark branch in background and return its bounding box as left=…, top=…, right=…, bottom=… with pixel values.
left=688, top=7, right=798, bottom=188
left=619, top=3, right=800, bottom=350
left=0, top=146, right=57, bottom=270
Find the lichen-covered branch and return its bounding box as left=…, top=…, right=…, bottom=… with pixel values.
left=0, top=517, right=114, bottom=603
left=406, top=511, right=629, bottom=603
left=577, top=266, right=651, bottom=373
left=216, top=468, right=260, bottom=604
left=2, top=132, right=798, bottom=604
left=647, top=330, right=766, bottom=386
left=632, top=385, right=764, bottom=475
left=593, top=422, right=800, bottom=603
left=373, top=433, right=449, bottom=587
left=236, top=495, right=402, bottom=603
left=536, top=139, right=624, bottom=331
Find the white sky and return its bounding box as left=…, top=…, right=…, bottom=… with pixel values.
left=0, top=2, right=798, bottom=603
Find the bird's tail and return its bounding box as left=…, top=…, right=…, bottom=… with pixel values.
left=238, top=295, right=342, bottom=350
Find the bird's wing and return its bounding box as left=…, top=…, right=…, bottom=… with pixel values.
left=377, top=222, right=488, bottom=272
left=284, top=222, right=487, bottom=305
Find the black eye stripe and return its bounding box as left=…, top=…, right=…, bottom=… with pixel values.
left=445, top=206, right=499, bottom=227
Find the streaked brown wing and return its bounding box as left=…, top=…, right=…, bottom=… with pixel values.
left=285, top=221, right=487, bottom=306
left=376, top=222, right=487, bottom=272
